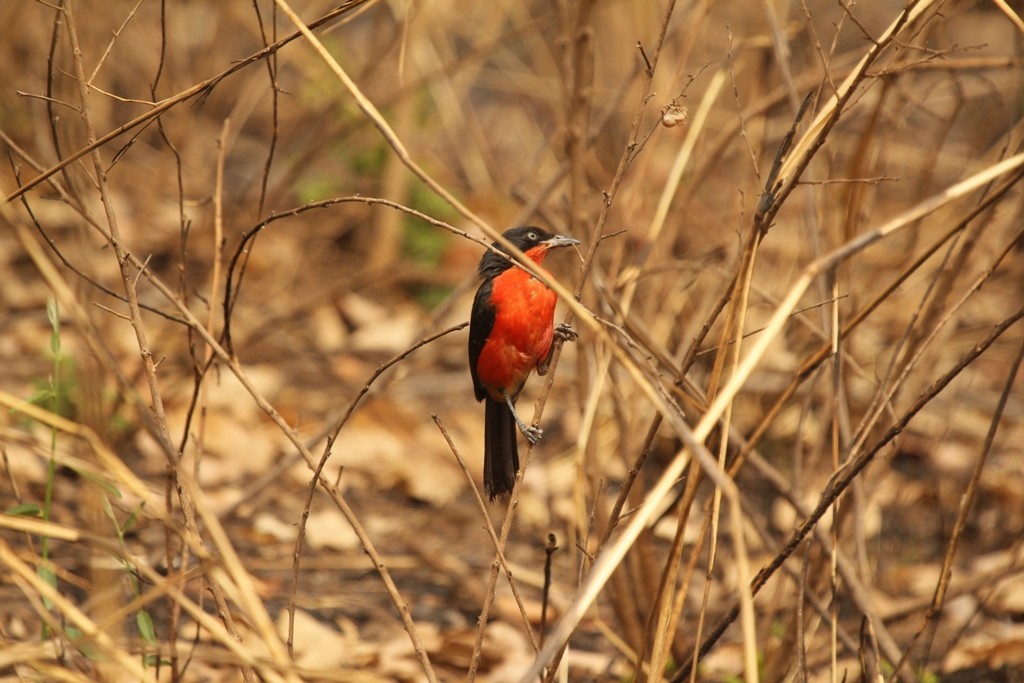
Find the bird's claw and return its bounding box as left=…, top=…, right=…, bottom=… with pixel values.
left=522, top=425, right=543, bottom=445
left=554, top=323, right=578, bottom=343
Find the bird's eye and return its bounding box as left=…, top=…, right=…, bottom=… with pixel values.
left=527, top=230, right=538, bottom=241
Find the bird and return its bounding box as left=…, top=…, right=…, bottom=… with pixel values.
left=468, top=226, right=580, bottom=500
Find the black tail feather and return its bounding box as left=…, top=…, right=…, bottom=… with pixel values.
left=484, top=398, right=519, bottom=499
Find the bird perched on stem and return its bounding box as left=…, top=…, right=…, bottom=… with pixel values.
left=468, top=226, right=579, bottom=500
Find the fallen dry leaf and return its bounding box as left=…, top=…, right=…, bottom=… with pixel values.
left=275, top=608, right=353, bottom=670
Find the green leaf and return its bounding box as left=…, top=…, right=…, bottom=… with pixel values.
left=65, top=626, right=101, bottom=660
left=66, top=463, right=121, bottom=498
left=5, top=503, right=43, bottom=517
left=143, top=654, right=172, bottom=667
left=13, top=388, right=53, bottom=414
left=121, top=503, right=143, bottom=535
left=136, top=609, right=157, bottom=643
left=38, top=565, right=57, bottom=610
left=101, top=495, right=127, bottom=545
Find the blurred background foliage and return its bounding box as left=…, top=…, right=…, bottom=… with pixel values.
left=1, top=0, right=1023, bottom=681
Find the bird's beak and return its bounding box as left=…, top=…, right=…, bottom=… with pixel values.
left=543, top=235, right=581, bottom=249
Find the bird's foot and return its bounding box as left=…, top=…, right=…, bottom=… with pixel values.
left=505, top=392, right=544, bottom=444
left=554, top=323, right=578, bottom=343
left=521, top=424, right=543, bottom=445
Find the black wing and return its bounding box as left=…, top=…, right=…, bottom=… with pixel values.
left=468, top=277, right=497, bottom=402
